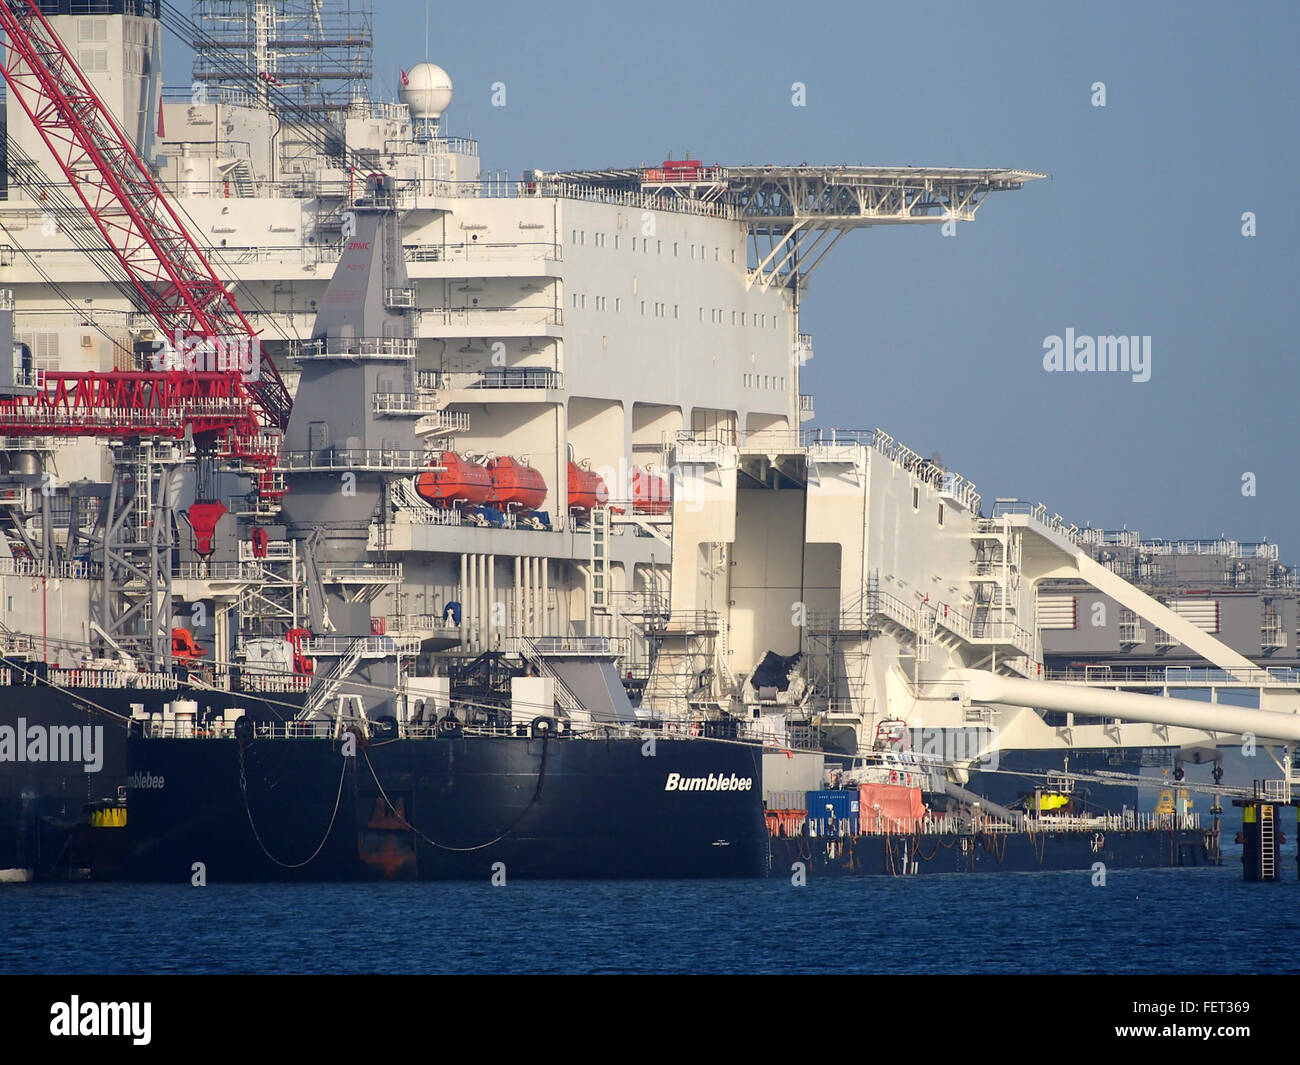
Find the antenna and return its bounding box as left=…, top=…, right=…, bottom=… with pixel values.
left=425, top=2, right=430, bottom=62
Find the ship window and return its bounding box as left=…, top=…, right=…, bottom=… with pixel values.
left=740, top=312, right=745, bottom=325
left=912, top=486, right=920, bottom=510
left=938, top=503, right=945, bottom=527
left=673, top=305, right=679, bottom=319
left=631, top=237, right=637, bottom=251
left=774, top=315, right=780, bottom=328
left=673, top=242, right=679, bottom=256
left=616, top=298, right=621, bottom=312
left=640, top=301, right=646, bottom=315
left=580, top=294, right=586, bottom=309
left=657, top=240, right=662, bottom=254
left=614, top=235, right=620, bottom=249
left=690, top=245, right=695, bottom=259
left=715, top=247, right=719, bottom=261
left=572, top=229, right=577, bottom=244
left=731, top=249, right=736, bottom=264
left=572, top=293, right=577, bottom=308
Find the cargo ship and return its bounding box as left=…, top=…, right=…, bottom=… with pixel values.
left=2, top=1, right=1297, bottom=883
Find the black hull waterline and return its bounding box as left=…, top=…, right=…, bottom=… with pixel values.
left=125, top=733, right=770, bottom=881
left=2, top=682, right=1223, bottom=883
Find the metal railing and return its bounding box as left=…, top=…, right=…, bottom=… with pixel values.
left=515, top=179, right=738, bottom=220
left=236, top=673, right=312, bottom=694
left=386, top=614, right=461, bottom=634
left=290, top=337, right=418, bottom=360
left=47, top=669, right=173, bottom=690
left=320, top=562, right=401, bottom=582
left=176, top=561, right=263, bottom=581
left=0, top=557, right=91, bottom=580
left=1045, top=666, right=1300, bottom=687
left=990, top=499, right=1087, bottom=547
left=670, top=426, right=984, bottom=513
left=419, top=307, right=563, bottom=329
left=301, top=635, right=423, bottom=656
left=507, top=635, right=627, bottom=656
left=281, top=448, right=431, bottom=471
left=461, top=369, right=564, bottom=390
left=406, top=241, right=560, bottom=263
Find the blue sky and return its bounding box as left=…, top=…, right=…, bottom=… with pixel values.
left=169, top=1, right=1300, bottom=550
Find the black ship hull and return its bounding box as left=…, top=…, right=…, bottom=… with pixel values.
left=125, top=731, right=770, bottom=881
left=770, top=825, right=1218, bottom=876
left=0, top=677, right=305, bottom=881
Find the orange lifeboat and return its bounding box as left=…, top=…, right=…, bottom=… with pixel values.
left=567, top=461, right=609, bottom=512
left=632, top=466, right=671, bottom=515
left=487, top=456, right=547, bottom=511
left=416, top=451, right=492, bottom=507
left=171, top=628, right=207, bottom=660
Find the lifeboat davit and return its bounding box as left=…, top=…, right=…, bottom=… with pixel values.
left=632, top=466, right=671, bottom=515
left=416, top=451, right=492, bottom=507
left=567, top=461, right=609, bottom=512
left=487, top=456, right=547, bottom=511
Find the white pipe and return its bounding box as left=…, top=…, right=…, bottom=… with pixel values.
left=479, top=554, right=488, bottom=650
left=523, top=556, right=532, bottom=636
left=958, top=669, right=1300, bottom=742
left=462, top=553, right=473, bottom=644
left=514, top=555, right=522, bottom=636
left=466, top=552, right=475, bottom=650
left=473, top=553, right=483, bottom=652
left=541, top=557, right=549, bottom=636
left=468, top=552, right=478, bottom=651
left=487, top=554, right=496, bottom=645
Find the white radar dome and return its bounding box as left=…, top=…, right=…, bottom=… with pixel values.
left=401, top=62, right=453, bottom=119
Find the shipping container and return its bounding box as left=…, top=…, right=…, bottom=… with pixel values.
left=806, top=790, right=855, bottom=836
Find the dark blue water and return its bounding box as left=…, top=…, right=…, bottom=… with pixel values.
left=4, top=861, right=1298, bottom=974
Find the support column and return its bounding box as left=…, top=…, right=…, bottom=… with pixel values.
left=541, top=557, right=550, bottom=637
left=483, top=559, right=491, bottom=650
left=514, top=555, right=522, bottom=636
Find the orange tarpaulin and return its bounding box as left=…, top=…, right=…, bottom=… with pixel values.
left=859, top=784, right=925, bottom=833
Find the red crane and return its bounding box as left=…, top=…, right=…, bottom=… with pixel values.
left=0, top=0, right=290, bottom=492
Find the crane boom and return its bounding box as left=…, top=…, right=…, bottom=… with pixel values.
left=0, top=0, right=291, bottom=430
